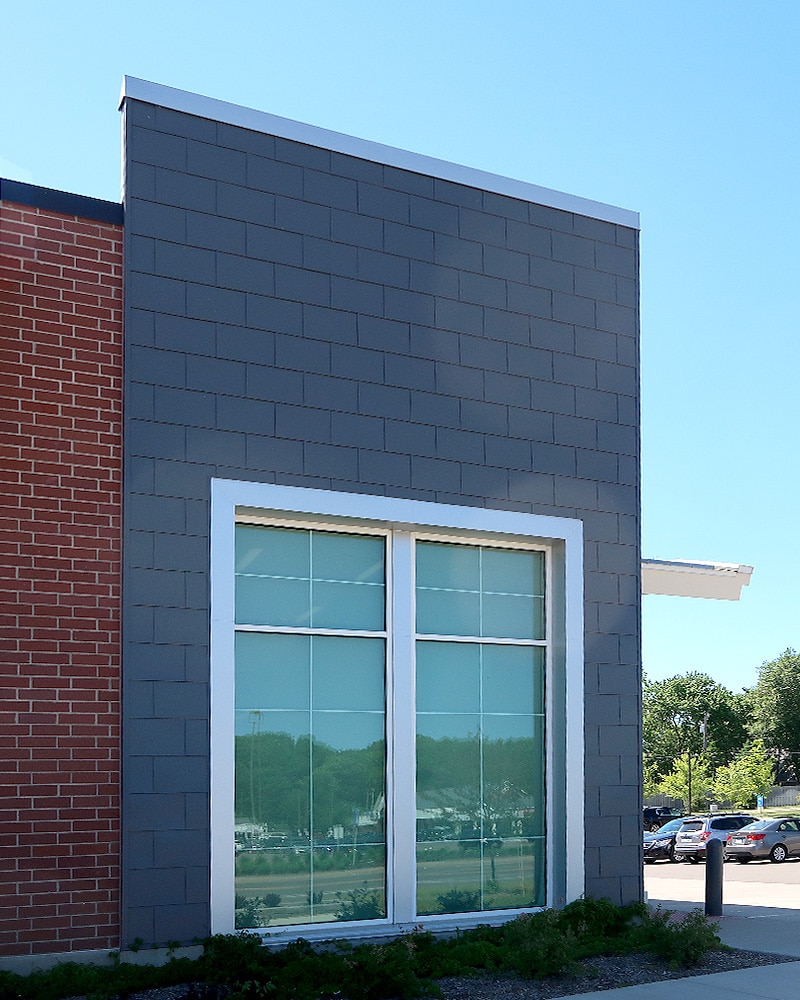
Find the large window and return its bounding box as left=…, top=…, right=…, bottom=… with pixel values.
left=211, top=481, right=584, bottom=939
left=415, top=542, right=546, bottom=915
left=233, top=526, right=387, bottom=927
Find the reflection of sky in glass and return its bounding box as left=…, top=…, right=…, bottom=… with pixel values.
left=234, top=710, right=383, bottom=751
left=416, top=642, right=479, bottom=713
left=237, top=633, right=386, bottom=714
left=416, top=714, right=480, bottom=741
left=416, top=541, right=545, bottom=639
left=235, top=525, right=385, bottom=629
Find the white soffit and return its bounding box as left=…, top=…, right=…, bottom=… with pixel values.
left=119, top=76, right=639, bottom=230
left=641, top=559, right=753, bottom=601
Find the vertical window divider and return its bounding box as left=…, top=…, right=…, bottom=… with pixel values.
left=390, top=530, right=416, bottom=924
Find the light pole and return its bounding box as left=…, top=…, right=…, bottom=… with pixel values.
left=687, top=752, right=692, bottom=814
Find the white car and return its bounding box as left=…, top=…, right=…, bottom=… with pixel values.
left=673, top=814, right=751, bottom=862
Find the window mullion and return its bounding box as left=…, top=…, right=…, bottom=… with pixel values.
left=390, top=531, right=416, bottom=923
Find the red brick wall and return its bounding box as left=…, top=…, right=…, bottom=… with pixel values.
left=0, top=200, right=123, bottom=956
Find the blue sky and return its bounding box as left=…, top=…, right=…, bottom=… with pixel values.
left=3, top=1, right=797, bottom=693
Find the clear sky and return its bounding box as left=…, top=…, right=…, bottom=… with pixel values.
left=2, top=1, right=797, bottom=694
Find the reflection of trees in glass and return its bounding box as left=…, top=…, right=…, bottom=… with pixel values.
left=235, top=730, right=384, bottom=838
left=416, top=734, right=543, bottom=840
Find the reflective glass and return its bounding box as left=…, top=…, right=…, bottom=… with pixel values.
left=235, top=575, right=310, bottom=627
left=481, top=592, right=536, bottom=639
left=235, top=525, right=385, bottom=630
left=234, top=526, right=387, bottom=929
left=235, top=633, right=309, bottom=711
left=235, top=524, right=310, bottom=578
left=313, top=532, right=384, bottom=584
left=312, top=580, right=384, bottom=631
left=415, top=589, right=480, bottom=636
left=312, top=636, right=384, bottom=713
left=415, top=641, right=479, bottom=714
left=481, top=645, right=544, bottom=715
left=481, top=547, right=538, bottom=596
left=416, top=543, right=480, bottom=592
left=416, top=542, right=545, bottom=638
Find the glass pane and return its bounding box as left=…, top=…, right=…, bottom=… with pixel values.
left=416, top=635, right=545, bottom=916
left=235, top=839, right=313, bottom=928
left=235, top=524, right=310, bottom=578
left=416, top=542, right=480, bottom=592
left=312, top=636, right=384, bottom=712
left=417, top=843, right=481, bottom=916
left=312, top=580, right=385, bottom=631
left=309, top=848, right=386, bottom=923
left=235, top=628, right=386, bottom=927
left=482, top=838, right=541, bottom=910
left=416, top=542, right=545, bottom=639
left=481, top=592, right=535, bottom=639
left=313, top=532, right=384, bottom=585
left=416, top=641, right=479, bottom=714
left=235, top=633, right=309, bottom=711
left=481, top=548, right=538, bottom=596
left=234, top=712, right=310, bottom=826
left=481, top=645, right=544, bottom=715
left=484, top=715, right=545, bottom=841
left=313, top=710, right=385, bottom=754
left=236, top=576, right=310, bottom=627
left=416, top=589, right=480, bottom=636
left=235, top=525, right=385, bottom=630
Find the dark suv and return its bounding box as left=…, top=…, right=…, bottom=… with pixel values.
left=643, top=806, right=684, bottom=832
left=674, top=814, right=751, bottom=862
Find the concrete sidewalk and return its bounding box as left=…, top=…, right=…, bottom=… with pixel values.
left=555, top=901, right=800, bottom=999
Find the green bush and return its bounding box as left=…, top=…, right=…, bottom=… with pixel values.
left=630, top=907, right=721, bottom=966
left=0, top=899, right=723, bottom=999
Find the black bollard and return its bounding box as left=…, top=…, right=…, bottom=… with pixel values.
left=705, top=837, right=724, bottom=916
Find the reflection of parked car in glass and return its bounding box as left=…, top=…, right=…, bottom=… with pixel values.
left=642, top=806, right=683, bottom=832
left=643, top=817, right=684, bottom=863
left=726, top=817, right=800, bottom=863
left=674, top=814, right=751, bottom=862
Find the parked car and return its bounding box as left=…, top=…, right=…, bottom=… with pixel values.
left=643, top=806, right=684, bottom=832
left=673, top=814, right=751, bottom=862
left=643, top=817, right=684, bottom=863
left=725, top=817, right=800, bottom=863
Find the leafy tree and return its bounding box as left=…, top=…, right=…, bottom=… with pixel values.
left=643, top=672, right=749, bottom=780
left=655, top=753, right=714, bottom=812
left=712, top=739, right=774, bottom=808
left=749, top=648, right=800, bottom=781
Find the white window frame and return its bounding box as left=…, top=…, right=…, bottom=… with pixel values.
left=210, top=479, right=584, bottom=940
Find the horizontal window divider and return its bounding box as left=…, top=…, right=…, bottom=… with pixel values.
left=237, top=573, right=384, bottom=586
left=234, top=624, right=388, bottom=638
left=415, top=634, right=546, bottom=645
left=416, top=587, right=542, bottom=598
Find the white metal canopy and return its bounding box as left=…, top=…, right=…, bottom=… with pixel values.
left=641, top=559, right=753, bottom=601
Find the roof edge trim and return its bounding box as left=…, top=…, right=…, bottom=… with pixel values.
left=0, top=177, right=123, bottom=226
left=119, top=76, right=640, bottom=230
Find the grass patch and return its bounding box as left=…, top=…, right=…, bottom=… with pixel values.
left=0, top=899, right=724, bottom=1000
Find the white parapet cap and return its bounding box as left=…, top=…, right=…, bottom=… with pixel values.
left=641, top=558, right=754, bottom=601
left=119, top=76, right=640, bottom=230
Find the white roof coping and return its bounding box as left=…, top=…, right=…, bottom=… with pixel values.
left=119, top=77, right=640, bottom=230
left=641, top=558, right=753, bottom=601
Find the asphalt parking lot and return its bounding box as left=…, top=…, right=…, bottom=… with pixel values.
left=644, top=853, right=800, bottom=909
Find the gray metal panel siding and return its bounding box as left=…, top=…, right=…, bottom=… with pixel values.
left=122, top=98, right=641, bottom=943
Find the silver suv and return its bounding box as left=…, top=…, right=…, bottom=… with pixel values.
left=673, top=814, right=751, bottom=863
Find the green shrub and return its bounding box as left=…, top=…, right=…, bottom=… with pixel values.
left=0, top=899, right=722, bottom=999
left=630, top=907, right=721, bottom=966
left=499, top=910, right=578, bottom=978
